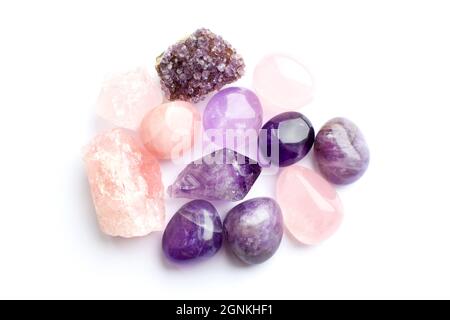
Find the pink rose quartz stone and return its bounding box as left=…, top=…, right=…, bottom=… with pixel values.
left=139, top=101, right=200, bottom=160
left=253, top=54, right=314, bottom=112
left=96, top=67, right=163, bottom=130
left=83, top=128, right=165, bottom=237
left=276, top=166, right=343, bottom=245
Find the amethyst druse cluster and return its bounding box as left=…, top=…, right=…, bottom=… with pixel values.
left=156, top=28, right=245, bottom=102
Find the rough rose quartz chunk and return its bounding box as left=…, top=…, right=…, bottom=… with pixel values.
left=139, top=101, right=200, bottom=160
left=96, top=67, right=163, bottom=130
left=276, top=166, right=343, bottom=245
left=253, top=54, right=314, bottom=112
left=83, top=128, right=165, bottom=237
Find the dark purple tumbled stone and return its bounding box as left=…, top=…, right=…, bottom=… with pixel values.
left=162, top=200, right=223, bottom=262
left=314, top=117, right=370, bottom=185
left=168, top=148, right=261, bottom=201
left=223, top=197, right=283, bottom=265
left=258, top=112, right=315, bottom=167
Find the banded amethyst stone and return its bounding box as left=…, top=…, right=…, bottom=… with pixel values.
left=156, top=28, right=245, bottom=102
left=258, top=112, right=315, bottom=167
left=224, top=198, right=283, bottom=265
left=168, top=148, right=261, bottom=201
left=162, top=200, right=223, bottom=262
left=314, top=117, right=370, bottom=185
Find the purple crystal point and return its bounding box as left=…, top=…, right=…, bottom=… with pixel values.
left=224, top=197, right=283, bottom=265
left=314, top=117, right=370, bottom=185
left=168, top=148, right=261, bottom=201
left=162, top=200, right=223, bottom=262
left=156, top=28, right=245, bottom=102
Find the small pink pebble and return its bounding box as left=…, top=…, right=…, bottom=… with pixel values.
left=96, top=67, right=163, bottom=130
left=253, top=54, right=314, bottom=112
left=276, top=166, right=343, bottom=245
left=83, top=128, right=165, bottom=237
left=139, top=101, right=200, bottom=160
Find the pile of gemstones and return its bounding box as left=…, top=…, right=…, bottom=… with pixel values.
left=84, top=28, right=370, bottom=265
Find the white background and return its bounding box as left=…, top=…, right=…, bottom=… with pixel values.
left=1, top=0, right=450, bottom=300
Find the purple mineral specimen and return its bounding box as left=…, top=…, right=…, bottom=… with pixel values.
left=258, top=111, right=315, bottom=167
left=224, top=197, right=283, bottom=265
left=314, top=117, right=370, bottom=185
left=162, top=200, right=223, bottom=262
left=156, top=28, right=245, bottom=102
left=167, top=148, right=261, bottom=201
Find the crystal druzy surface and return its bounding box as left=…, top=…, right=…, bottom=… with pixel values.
left=156, top=28, right=245, bottom=102
left=168, top=148, right=261, bottom=201
left=162, top=200, right=223, bottom=262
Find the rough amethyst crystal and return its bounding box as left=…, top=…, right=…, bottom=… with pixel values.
left=162, top=200, right=223, bottom=262
left=168, top=148, right=261, bottom=201
left=156, top=28, right=245, bottom=102
left=314, top=117, right=370, bottom=185
left=224, top=197, right=283, bottom=265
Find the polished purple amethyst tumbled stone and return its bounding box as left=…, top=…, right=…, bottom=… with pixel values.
left=162, top=200, right=223, bottom=262
left=224, top=197, right=283, bottom=265
left=314, top=117, right=370, bottom=185
left=258, top=112, right=315, bottom=167
left=203, top=87, right=263, bottom=147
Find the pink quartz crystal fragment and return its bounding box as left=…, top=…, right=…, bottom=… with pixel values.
left=96, top=67, right=163, bottom=130
left=253, top=54, right=314, bottom=112
left=83, top=128, right=165, bottom=237
left=276, top=166, right=343, bottom=245
left=139, top=101, right=200, bottom=160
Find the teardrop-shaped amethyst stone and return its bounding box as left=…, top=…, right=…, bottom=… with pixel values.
left=162, top=200, right=223, bottom=263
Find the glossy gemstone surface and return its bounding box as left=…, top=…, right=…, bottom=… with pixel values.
left=258, top=112, right=314, bottom=167
left=168, top=148, right=261, bottom=201
left=83, top=128, right=165, bottom=238
left=162, top=200, right=223, bottom=262
left=139, top=101, right=200, bottom=160
left=253, top=54, right=314, bottom=112
left=96, top=67, right=163, bottom=130
left=203, top=87, right=263, bottom=147
left=314, top=117, right=370, bottom=185
left=277, top=166, right=343, bottom=245
left=224, top=197, right=283, bottom=264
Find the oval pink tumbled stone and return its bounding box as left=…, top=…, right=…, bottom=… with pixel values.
left=276, top=166, right=343, bottom=245
left=139, top=101, right=200, bottom=160
left=253, top=54, right=314, bottom=112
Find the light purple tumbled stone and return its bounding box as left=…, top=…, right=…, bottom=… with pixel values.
left=203, top=87, right=263, bottom=147
left=224, top=197, right=283, bottom=265
left=314, top=117, right=370, bottom=185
